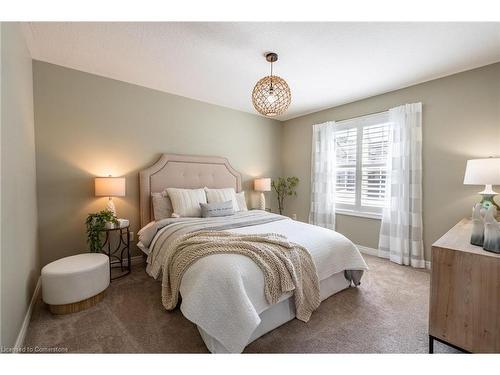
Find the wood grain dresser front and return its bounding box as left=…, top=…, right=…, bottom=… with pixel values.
left=429, top=219, right=500, bottom=353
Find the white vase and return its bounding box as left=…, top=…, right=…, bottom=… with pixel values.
left=471, top=203, right=484, bottom=246
left=483, top=206, right=500, bottom=253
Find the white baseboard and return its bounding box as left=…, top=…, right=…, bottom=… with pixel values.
left=355, top=244, right=431, bottom=270
left=355, top=244, right=378, bottom=257
left=14, top=277, right=41, bottom=349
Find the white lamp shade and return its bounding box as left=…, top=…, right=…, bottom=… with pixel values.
left=254, top=178, right=271, bottom=192
left=463, top=158, right=500, bottom=185
left=95, top=177, right=126, bottom=197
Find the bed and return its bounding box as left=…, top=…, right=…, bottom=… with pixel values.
left=138, top=153, right=368, bottom=353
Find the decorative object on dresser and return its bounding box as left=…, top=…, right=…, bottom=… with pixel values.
left=471, top=203, right=485, bottom=246
left=94, top=175, right=126, bottom=216
left=429, top=218, right=500, bottom=353
left=271, top=176, right=299, bottom=215
left=254, top=178, right=271, bottom=211
left=471, top=203, right=500, bottom=252
left=483, top=206, right=500, bottom=253
left=463, top=157, right=500, bottom=215
left=252, top=52, right=291, bottom=117
left=41, top=253, right=110, bottom=314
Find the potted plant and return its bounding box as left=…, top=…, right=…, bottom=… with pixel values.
left=271, top=177, right=299, bottom=215
left=85, top=210, right=119, bottom=253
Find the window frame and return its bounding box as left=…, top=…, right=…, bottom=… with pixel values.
left=334, top=111, right=390, bottom=220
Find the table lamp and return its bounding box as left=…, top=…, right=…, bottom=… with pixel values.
left=254, top=178, right=271, bottom=211
left=463, top=158, right=500, bottom=212
left=95, top=176, right=126, bottom=216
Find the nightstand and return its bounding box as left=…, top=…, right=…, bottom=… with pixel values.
left=99, top=223, right=131, bottom=281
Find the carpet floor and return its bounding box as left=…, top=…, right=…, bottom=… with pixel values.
left=24, top=254, right=458, bottom=353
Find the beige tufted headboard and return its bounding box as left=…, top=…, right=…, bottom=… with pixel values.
left=139, top=153, right=242, bottom=227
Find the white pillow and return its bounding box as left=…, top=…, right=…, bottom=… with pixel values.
left=204, top=187, right=239, bottom=211
left=138, top=221, right=158, bottom=248
left=235, top=191, right=248, bottom=212
left=166, top=188, right=207, bottom=217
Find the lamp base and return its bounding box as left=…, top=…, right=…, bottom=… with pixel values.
left=480, top=194, right=500, bottom=210
left=479, top=184, right=500, bottom=212
left=258, top=192, right=266, bottom=211
left=106, top=198, right=117, bottom=216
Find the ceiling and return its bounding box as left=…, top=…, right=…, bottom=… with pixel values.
left=24, top=22, right=500, bottom=121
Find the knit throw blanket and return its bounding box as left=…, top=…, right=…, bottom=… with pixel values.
left=161, top=230, right=321, bottom=322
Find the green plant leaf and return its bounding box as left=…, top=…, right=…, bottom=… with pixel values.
left=85, top=210, right=119, bottom=253
left=271, top=176, right=299, bottom=215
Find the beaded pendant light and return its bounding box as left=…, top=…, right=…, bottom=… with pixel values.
left=252, top=52, right=291, bottom=117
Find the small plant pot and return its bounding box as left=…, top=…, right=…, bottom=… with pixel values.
left=104, top=221, right=117, bottom=230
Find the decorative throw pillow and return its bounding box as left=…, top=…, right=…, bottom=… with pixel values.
left=151, top=191, right=173, bottom=220
left=200, top=200, right=234, bottom=218
left=235, top=191, right=248, bottom=212
left=166, top=188, right=207, bottom=217
left=204, top=187, right=239, bottom=212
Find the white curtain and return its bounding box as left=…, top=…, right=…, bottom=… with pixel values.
left=378, top=103, right=425, bottom=268
left=309, top=121, right=336, bottom=230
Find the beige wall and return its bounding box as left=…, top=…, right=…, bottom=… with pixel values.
left=33, top=61, right=282, bottom=266
left=30, top=59, right=500, bottom=269
left=1, top=23, right=39, bottom=347
left=282, top=62, right=500, bottom=261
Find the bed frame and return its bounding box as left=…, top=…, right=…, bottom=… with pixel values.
left=139, top=153, right=242, bottom=228
left=138, top=153, right=351, bottom=353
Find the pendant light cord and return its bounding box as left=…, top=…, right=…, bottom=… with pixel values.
left=270, top=60, right=274, bottom=90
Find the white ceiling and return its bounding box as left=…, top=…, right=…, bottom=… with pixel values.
left=24, top=22, right=500, bottom=121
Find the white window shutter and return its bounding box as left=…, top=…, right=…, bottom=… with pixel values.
left=333, top=112, right=390, bottom=216
left=361, top=123, right=389, bottom=208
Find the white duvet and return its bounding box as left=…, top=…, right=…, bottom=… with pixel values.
left=143, top=214, right=368, bottom=353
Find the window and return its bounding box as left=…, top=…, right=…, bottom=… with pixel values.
left=334, top=112, right=390, bottom=218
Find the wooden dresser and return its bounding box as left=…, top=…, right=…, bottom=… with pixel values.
left=429, top=218, right=500, bottom=353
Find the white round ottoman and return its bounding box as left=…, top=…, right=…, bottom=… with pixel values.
left=42, top=253, right=110, bottom=314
